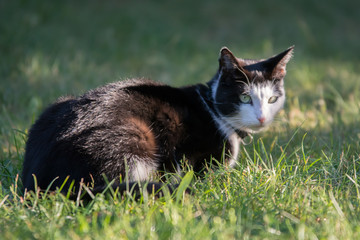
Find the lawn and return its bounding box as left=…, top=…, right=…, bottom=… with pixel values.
left=1, top=0, right=360, bottom=239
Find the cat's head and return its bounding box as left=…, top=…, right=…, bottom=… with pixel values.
left=211, top=46, right=294, bottom=134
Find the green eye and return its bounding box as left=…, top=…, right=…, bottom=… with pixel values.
left=268, top=96, right=278, bottom=103
left=240, top=94, right=251, bottom=104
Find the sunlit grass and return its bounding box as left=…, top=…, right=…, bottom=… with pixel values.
left=1, top=0, right=360, bottom=239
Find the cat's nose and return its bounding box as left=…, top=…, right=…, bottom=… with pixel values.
left=258, top=117, right=265, bottom=124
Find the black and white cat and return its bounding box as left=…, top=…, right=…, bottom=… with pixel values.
left=22, top=46, right=293, bottom=195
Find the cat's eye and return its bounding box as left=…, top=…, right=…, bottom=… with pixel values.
left=240, top=94, right=251, bottom=104
left=268, top=96, right=278, bottom=104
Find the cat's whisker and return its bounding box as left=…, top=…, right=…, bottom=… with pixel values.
left=252, top=75, right=258, bottom=83
left=235, top=66, right=251, bottom=86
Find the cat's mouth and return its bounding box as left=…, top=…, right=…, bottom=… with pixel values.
left=224, top=116, right=269, bottom=134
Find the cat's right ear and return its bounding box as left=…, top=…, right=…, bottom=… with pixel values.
left=267, top=46, right=294, bottom=79
left=219, top=47, right=239, bottom=71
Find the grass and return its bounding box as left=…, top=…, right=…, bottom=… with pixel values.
left=1, top=0, right=360, bottom=239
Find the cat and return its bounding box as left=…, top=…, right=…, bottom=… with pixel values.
left=22, top=46, right=294, bottom=197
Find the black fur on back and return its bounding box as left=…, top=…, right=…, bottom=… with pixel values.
left=22, top=79, right=230, bottom=192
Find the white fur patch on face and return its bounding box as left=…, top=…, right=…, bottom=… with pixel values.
left=225, top=82, right=285, bottom=133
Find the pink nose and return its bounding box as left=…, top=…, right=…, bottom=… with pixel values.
left=258, top=117, right=265, bottom=124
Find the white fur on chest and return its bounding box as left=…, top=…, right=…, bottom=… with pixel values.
left=227, top=133, right=241, bottom=167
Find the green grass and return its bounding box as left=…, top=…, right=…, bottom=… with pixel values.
left=1, top=0, right=360, bottom=239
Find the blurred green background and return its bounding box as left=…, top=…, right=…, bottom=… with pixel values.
left=1, top=1, right=360, bottom=238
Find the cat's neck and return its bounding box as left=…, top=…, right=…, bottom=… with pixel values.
left=191, top=82, right=244, bottom=167
left=194, top=80, right=248, bottom=140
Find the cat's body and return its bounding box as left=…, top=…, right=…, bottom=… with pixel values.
left=22, top=47, right=293, bottom=194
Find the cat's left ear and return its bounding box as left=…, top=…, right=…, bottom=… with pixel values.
left=266, top=46, right=294, bottom=79
left=219, top=47, right=239, bottom=71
